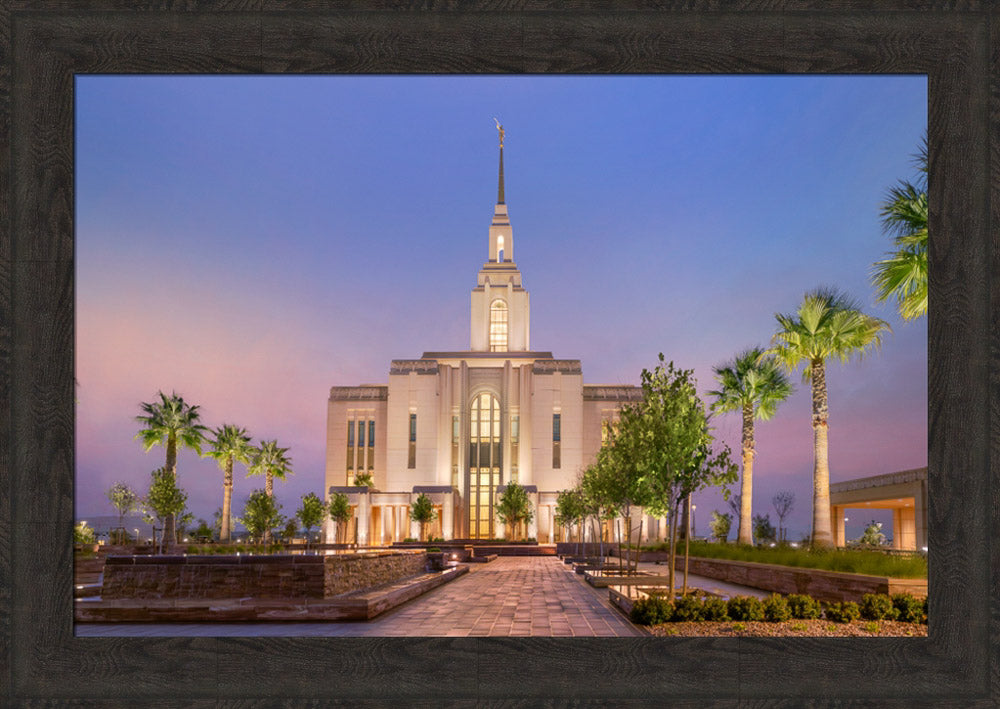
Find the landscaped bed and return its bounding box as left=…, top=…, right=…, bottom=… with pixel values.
left=648, top=619, right=927, bottom=637
left=627, top=541, right=927, bottom=578
left=612, top=586, right=927, bottom=637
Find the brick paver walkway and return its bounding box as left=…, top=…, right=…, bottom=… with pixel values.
left=76, top=556, right=643, bottom=637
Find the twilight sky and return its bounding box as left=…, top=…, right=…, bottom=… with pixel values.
left=76, top=75, right=927, bottom=542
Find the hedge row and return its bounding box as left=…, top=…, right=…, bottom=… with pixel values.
left=630, top=592, right=928, bottom=626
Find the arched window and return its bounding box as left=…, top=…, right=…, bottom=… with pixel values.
left=468, top=392, right=501, bottom=539
left=489, top=300, right=508, bottom=352
left=496, top=235, right=505, bottom=263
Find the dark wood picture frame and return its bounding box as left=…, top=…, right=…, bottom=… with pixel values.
left=2, top=3, right=996, bottom=706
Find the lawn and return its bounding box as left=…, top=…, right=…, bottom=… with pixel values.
left=636, top=541, right=927, bottom=578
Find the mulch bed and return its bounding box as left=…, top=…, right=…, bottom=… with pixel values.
left=648, top=619, right=927, bottom=637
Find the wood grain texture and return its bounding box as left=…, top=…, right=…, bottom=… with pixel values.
left=988, top=10, right=1000, bottom=709
left=1, top=3, right=997, bottom=708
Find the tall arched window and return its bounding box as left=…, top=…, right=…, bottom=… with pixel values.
left=496, top=235, right=505, bottom=263
left=468, top=392, right=501, bottom=539
left=489, top=300, right=508, bottom=352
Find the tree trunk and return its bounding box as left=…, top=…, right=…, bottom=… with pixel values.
left=616, top=517, right=623, bottom=575
left=738, top=402, right=755, bottom=545
left=221, top=456, right=233, bottom=543
left=634, top=510, right=644, bottom=576
left=683, top=494, right=692, bottom=595
left=668, top=501, right=679, bottom=597
left=264, top=472, right=274, bottom=544
left=810, top=359, right=835, bottom=548
left=598, top=513, right=605, bottom=563
left=163, top=435, right=178, bottom=548
left=624, top=508, right=633, bottom=574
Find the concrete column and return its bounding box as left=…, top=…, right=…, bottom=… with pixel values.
left=357, top=492, right=370, bottom=546
left=502, top=359, right=511, bottom=484
left=519, top=364, right=532, bottom=485
left=832, top=506, right=844, bottom=546
left=459, top=361, right=470, bottom=538
left=892, top=508, right=903, bottom=550
left=442, top=491, right=454, bottom=540
left=527, top=491, right=538, bottom=540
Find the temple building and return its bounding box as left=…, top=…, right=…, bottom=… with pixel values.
left=323, top=126, right=642, bottom=543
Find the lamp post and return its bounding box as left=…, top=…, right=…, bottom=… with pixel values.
left=691, top=505, right=697, bottom=540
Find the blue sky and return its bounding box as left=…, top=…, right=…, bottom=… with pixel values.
left=76, top=75, right=927, bottom=541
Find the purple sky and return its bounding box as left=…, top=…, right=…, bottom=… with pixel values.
left=76, top=76, right=927, bottom=541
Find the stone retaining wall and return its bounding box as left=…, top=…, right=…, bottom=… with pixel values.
left=673, top=556, right=926, bottom=602
left=103, top=551, right=427, bottom=600
left=324, top=551, right=427, bottom=597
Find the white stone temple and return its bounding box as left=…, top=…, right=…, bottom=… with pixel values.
left=323, top=125, right=642, bottom=543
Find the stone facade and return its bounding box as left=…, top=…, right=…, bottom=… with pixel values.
left=324, top=140, right=644, bottom=543
left=102, top=551, right=428, bottom=600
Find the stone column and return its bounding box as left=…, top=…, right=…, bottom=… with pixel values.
left=528, top=490, right=538, bottom=540
left=442, top=490, right=454, bottom=540
left=892, top=508, right=903, bottom=550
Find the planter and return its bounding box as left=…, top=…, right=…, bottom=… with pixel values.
left=673, top=556, right=926, bottom=602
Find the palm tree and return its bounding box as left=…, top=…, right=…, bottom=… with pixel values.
left=248, top=439, right=293, bottom=498
left=205, top=424, right=253, bottom=543
left=767, top=288, right=890, bottom=548
left=709, top=347, right=793, bottom=545
left=135, top=391, right=208, bottom=547
left=247, top=440, right=293, bottom=543
left=872, top=137, right=927, bottom=320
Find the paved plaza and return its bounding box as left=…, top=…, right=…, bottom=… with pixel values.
left=77, top=556, right=644, bottom=637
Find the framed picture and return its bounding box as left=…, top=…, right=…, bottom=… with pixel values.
left=4, top=4, right=995, bottom=706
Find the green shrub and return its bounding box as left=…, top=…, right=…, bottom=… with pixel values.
left=824, top=601, right=861, bottom=623
left=426, top=547, right=441, bottom=552
left=671, top=595, right=703, bottom=622
left=402, top=537, right=417, bottom=543
left=859, top=594, right=899, bottom=621
left=630, top=597, right=673, bottom=625
left=787, top=594, right=822, bottom=620
left=727, top=596, right=764, bottom=622
left=701, top=597, right=730, bottom=621
left=891, top=593, right=925, bottom=623
left=762, top=594, right=792, bottom=622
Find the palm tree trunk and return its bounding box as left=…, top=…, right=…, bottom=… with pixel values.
left=164, top=435, right=178, bottom=548
left=738, top=403, right=755, bottom=545
left=810, top=359, right=834, bottom=548
left=264, top=473, right=274, bottom=543
left=221, top=457, right=233, bottom=543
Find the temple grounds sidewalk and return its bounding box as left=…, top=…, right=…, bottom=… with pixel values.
left=78, top=556, right=644, bottom=637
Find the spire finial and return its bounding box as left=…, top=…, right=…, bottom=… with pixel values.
left=493, top=118, right=505, bottom=205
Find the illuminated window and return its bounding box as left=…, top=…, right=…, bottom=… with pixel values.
left=552, top=413, right=561, bottom=469
left=497, top=235, right=505, bottom=263
left=346, top=419, right=355, bottom=482
left=489, top=300, right=508, bottom=352
left=408, top=414, right=417, bottom=469
left=468, top=393, right=501, bottom=539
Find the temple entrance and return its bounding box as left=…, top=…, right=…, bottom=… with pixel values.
left=467, top=392, right=501, bottom=539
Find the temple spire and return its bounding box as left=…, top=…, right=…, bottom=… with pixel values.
left=494, top=118, right=505, bottom=205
